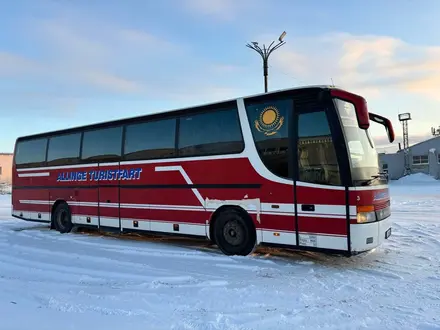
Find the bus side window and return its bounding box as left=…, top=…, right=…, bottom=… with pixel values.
left=47, top=133, right=81, bottom=166
left=245, top=98, right=292, bottom=179
left=82, top=126, right=123, bottom=162
left=14, top=138, right=48, bottom=168
left=124, top=119, right=177, bottom=160
left=297, top=111, right=341, bottom=186
left=178, top=108, right=244, bottom=157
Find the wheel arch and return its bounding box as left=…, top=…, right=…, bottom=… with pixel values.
left=209, top=204, right=258, bottom=244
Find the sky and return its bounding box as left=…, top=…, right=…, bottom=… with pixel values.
left=1, top=0, right=440, bottom=153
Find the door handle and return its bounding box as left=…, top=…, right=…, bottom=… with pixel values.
left=301, top=204, right=315, bottom=212
left=106, top=200, right=111, bottom=203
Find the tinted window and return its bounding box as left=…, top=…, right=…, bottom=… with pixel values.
left=298, top=111, right=341, bottom=186
left=124, top=119, right=176, bottom=160
left=178, top=108, right=243, bottom=157
left=82, top=126, right=123, bottom=161
left=15, top=138, right=47, bottom=167
left=47, top=133, right=81, bottom=166
left=246, top=98, right=292, bottom=178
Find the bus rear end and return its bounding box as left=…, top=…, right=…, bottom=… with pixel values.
left=330, top=89, right=394, bottom=254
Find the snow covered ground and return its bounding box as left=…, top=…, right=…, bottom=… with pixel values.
left=0, top=183, right=11, bottom=195
left=1, top=174, right=440, bottom=330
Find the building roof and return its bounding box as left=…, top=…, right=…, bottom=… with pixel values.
left=406, top=135, right=440, bottom=151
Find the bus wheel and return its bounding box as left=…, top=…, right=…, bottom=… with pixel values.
left=213, top=208, right=256, bottom=256
left=53, top=203, right=73, bottom=234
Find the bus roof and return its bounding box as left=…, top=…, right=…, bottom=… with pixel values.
left=15, top=84, right=336, bottom=142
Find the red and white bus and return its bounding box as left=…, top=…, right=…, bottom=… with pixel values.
left=11, top=85, right=395, bottom=256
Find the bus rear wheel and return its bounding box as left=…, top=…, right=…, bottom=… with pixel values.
left=53, top=203, right=73, bottom=234
left=213, top=208, right=256, bottom=256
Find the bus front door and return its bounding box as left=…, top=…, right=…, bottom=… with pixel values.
left=294, top=109, right=349, bottom=252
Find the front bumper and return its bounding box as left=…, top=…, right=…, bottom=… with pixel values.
left=350, top=216, right=392, bottom=253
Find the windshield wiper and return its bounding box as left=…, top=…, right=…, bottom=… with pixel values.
left=360, top=172, right=387, bottom=186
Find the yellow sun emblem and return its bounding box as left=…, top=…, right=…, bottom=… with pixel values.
left=255, top=106, right=284, bottom=136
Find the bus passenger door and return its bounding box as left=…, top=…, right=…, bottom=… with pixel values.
left=294, top=109, right=348, bottom=252
left=98, top=163, right=121, bottom=230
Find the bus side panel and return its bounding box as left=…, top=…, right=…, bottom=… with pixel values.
left=75, top=188, right=99, bottom=227
left=118, top=158, right=266, bottom=238
left=116, top=157, right=301, bottom=244
left=75, top=165, right=99, bottom=227
left=98, top=163, right=120, bottom=228
left=295, top=184, right=348, bottom=251
left=47, top=168, right=80, bottom=222
left=151, top=159, right=260, bottom=237
left=12, top=188, right=50, bottom=222
left=12, top=168, right=50, bottom=222
left=257, top=183, right=296, bottom=245
left=120, top=162, right=208, bottom=236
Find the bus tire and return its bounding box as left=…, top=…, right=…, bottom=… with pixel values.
left=213, top=208, right=256, bottom=256
left=53, top=203, right=73, bottom=234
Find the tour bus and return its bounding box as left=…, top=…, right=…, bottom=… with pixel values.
left=11, top=85, right=395, bottom=256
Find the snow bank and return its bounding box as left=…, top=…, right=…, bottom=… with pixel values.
left=390, top=172, right=438, bottom=185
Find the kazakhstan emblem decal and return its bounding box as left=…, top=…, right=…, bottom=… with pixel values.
left=255, top=106, right=284, bottom=136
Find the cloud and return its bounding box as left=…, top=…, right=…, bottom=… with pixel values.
left=0, top=90, right=80, bottom=118
left=78, top=72, right=146, bottom=94
left=183, top=0, right=237, bottom=19
left=116, top=29, right=181, bottom=53
left=6, top=11, right=249, bottom=106
left=269, top=32, right=440, bottom=101
left=8, top=4, right=438, bottom=149
left=0, top=52, right=43, bottom=77
left=12, top=16, right=191, bottom=97
left=209, top=64, right=243, bottom=74
left=182, top=0, right=258, bottom=20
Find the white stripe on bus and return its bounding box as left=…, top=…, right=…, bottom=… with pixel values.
left=18, top=172, right=50, bottom=178
left=12, top=208, right=349, bottom=250
left=18, top=199, right=356, bottom=219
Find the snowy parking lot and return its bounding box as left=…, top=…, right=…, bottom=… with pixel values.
left=1, top=174, right=440, bottom=330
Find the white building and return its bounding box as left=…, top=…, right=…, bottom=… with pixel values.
left=379, top=136, right=440, bottom=180
left=0, top=153, right=13, bottom=184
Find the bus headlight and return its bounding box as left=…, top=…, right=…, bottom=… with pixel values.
left=356, top=205, right=376, bottom=223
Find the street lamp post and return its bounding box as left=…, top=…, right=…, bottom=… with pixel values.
left=246, top=31, right=287, bottom=93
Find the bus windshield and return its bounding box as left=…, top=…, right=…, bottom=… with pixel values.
left=334, top=99, right=384, bottom=186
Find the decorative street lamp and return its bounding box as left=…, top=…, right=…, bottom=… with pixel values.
left=246, top=31, right=287, bottom=93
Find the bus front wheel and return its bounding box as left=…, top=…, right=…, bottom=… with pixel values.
left=213, top=208, right=256, bottom=256
left=53, top=203, right=73, bottom=234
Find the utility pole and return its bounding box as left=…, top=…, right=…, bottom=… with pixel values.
left=399, top=113, right=412, bottom=176
left=246, top=31, right=287, bottom=93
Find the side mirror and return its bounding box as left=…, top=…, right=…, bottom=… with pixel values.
left=369, top=112, right=395, bottom=143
